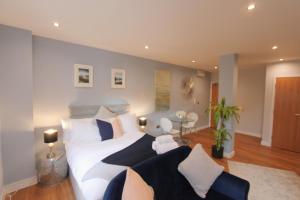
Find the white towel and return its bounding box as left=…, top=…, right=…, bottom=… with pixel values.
left=156, top=142, right=179, bottom=154
left=152, top=141, right=159, bottom=151
left=155, top=135, right=174, bottom=144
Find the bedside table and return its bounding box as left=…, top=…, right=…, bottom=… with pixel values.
left=37, top=150, right=68, bottom=186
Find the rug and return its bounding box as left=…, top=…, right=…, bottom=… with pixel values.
left=228, top=161, right=300, bottom=200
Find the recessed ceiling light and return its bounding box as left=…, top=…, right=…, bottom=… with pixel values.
left=279, top=58, right=284, bottom=61
left=248, top=3, right=256, bottom=11
left=53, top=22, right=60, bottom=28
left=192, top=60, right=196, bottom=63
left=144, top=45, right=149, bottom=50
left=272, top=46, right=278, bottom=50
left=214, top=66, right=218, bottom=69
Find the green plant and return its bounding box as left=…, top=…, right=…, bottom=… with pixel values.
left=206, top=97, right=241, bottom=151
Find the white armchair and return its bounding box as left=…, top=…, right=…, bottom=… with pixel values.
left=182, top=112, right=198, bottom=134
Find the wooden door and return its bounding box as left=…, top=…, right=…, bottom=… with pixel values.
left=210, top=83, right=219, bottom=128
left=272, top=77, right=300, bottom=153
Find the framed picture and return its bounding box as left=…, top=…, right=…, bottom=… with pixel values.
left=111, top=69, right=126, bottom=88
left=74, top=64, right=93, bottom=87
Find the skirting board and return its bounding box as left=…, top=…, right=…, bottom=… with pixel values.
left=261, top=140, right=272, bottom=147
left=236, top=130, right=261, bottom=138
left=182, top=125, right=210, bottom=135
left=3, top=176, right=37, bottom=197
left=224, top=150, right=235, bottom=158
left=194, top=125, right=210, bottom=131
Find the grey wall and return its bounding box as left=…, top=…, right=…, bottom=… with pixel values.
left=33, top=36, right=211, bottom=136
left=236, top=66, right=266, bottom=136
left=262, top=60, right=300, bottom=145
left=0, top=24, right=210, bottom=185
left=0, top=116, right=3, bottom=195
left=0, top=25, right=36, bottom=184
left=210, top=66, right=266, bottom=137
left=211, top=72, right=218, bottom=83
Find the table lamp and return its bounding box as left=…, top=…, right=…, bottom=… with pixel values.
left=138, top=117, right=147, bottom=130
left=44, top=129, right=58, bottom=159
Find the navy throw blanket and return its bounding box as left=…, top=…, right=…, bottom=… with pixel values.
left=102, top=134, right=157, bottom=167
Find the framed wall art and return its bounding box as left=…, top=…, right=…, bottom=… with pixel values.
left=74, top=64, right=93, bottom=87
left=111, top=68, right=126, bottom=89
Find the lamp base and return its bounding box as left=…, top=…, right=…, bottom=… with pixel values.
left=47, top=152, right=56, bottom=159
left=47, top=144, right=56, bottom=159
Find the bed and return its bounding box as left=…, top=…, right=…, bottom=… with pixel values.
left=64, top=104, right=157, bottom=200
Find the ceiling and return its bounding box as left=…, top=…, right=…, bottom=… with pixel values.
left=1, top=0, right=300, bottom=71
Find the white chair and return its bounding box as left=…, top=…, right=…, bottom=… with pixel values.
left=160, top=118, right=180, bottom=135
left=183, top=112, right=198, bottom=134
left=176, top=110, right=186, bottom=119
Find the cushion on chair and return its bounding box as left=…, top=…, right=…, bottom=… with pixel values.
left=122, top=168, right=154, bottom=200
left=178, top=144, right=224, bottom=198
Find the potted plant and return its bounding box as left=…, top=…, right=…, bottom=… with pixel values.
left=206, top=97, right=241, bottom=158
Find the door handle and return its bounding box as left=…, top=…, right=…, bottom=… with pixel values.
left=295, top=114, right=300, bottom=117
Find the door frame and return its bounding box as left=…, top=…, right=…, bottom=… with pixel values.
left=209, top=82, right=218, bottom=128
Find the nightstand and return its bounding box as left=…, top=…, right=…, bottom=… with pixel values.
left=37, top=150, right=68, bottom=186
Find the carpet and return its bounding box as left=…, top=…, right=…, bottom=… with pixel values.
left=228, top=161, right=300, bottom=200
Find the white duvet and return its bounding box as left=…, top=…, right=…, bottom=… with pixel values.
left=66, top=132, right=145, bottom=200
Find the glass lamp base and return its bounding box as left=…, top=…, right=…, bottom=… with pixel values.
left=46, top=151, right=56, bottom=159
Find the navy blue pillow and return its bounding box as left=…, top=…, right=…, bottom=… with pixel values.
left=96, top=119, right=113, bottom=141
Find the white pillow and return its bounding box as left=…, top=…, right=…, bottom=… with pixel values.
left=178, top=144, right=224, bottom=198
left=117, top=113, right=139, bottom=135
left=62, top=118, right=101, bottom=143
left=95, top=106, right=116, bottom=119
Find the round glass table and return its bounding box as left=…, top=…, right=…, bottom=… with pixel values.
left=170, top=116, right=193, bottom=145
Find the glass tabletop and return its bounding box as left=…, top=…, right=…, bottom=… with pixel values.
left=170, top=116, right=194, bottom=123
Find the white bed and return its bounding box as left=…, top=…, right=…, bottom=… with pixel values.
left=64, top=104, right=145, bottom=200
left=67, top=132, right=144, bottom=200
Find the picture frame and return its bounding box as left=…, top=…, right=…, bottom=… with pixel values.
left=74, top=64, right=93, bottom=87
left=111, top=69, right=126, bottom=89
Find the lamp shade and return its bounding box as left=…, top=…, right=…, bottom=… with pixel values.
left=44, top=129, right=58, bottom=143
left=138, top=117, right=147, bottom=127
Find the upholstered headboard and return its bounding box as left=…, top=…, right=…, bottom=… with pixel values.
left=69, top=104, right=130, bottom=119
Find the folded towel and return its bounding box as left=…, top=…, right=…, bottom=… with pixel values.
left=155, top=135, right=174, bottom=144
left=156, top=142, right=179, bottom=154
left=152, top=141, right=159, bottom=151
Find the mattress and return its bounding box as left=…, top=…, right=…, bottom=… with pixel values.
left=66, top=132, right=150, bottom=200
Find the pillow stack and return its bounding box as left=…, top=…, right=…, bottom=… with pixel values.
left=96, top=118, right=123, bottom=141
left=61, top=106, right=140, bottom=143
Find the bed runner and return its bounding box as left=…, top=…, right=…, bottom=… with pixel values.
left=102, top=134, right=157, bottom=167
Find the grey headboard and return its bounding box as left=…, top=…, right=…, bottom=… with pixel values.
left=69, top=104, right=129, bottom=119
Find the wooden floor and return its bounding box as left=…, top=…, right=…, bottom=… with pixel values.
left=6, top=128, right=300, bottom=200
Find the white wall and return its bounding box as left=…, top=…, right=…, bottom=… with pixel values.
left=262, top=60, right=300, bottom=145
left=210, top=66, right=266, bottom=137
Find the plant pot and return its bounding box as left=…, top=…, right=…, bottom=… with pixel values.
left=211, top=145, right=224, bottom=159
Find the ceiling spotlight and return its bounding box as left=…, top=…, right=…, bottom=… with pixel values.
left=192, top=60, right=196, bottom=63
left=272, top=46, right=278, bottom=50
left=214, top=66, right=218, bottom=69
left=144, top=45, right=149, bottom=50
left=279, top=58, right=284, bottom=61
left=248, top=3, right=256, bottom=11
left=53, top=22, right=60, bottom=28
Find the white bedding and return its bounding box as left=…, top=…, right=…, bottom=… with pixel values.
left=66, top=132, right=145, bottom=200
